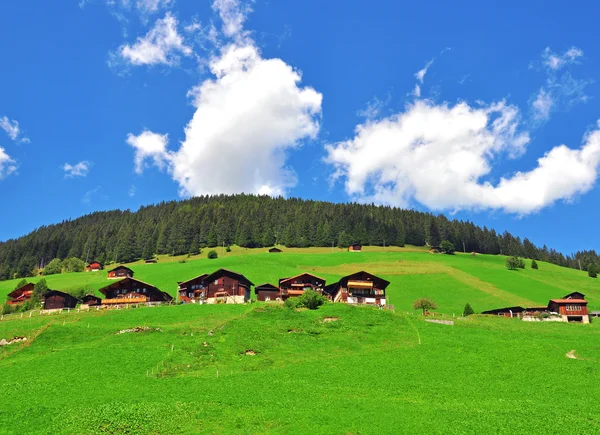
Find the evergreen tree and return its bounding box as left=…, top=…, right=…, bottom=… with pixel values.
left=531, top=259, right=538, bottom=270
left=463, top=303, right=474, bottom=316
left=428, top=218, right=441, bottom=247
left=588, top=263, right=597, bottom=278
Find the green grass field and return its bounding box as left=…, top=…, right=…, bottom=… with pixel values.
left=1, top=248, right=600, bottom=434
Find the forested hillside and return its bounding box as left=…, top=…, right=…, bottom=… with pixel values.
left=0, top=194, right=597, bottom=280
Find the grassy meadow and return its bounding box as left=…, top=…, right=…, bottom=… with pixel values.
left=1, top=247, right=600, bottom=434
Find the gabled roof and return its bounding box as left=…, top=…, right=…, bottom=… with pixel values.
left=549, top=299, right=588, bottom=304
left=98, top=277, right=158, bottom=295
left=481, top=306, right=525, bottom=314
left=563, top=291, right=585, bottom=299
left=43, top=290, right=79, bottom=301
left=88, top=260, right=103, bottom=266
left=279, top=272, right=326, bottom=286
left=8, top=282, right=34, bottom=299
left=323, top=282, right=341, bottom=297
left=204, top=269, right=254, bottom=287
left=81, top=294, right=102, bottom=301
left=268, top=247, right=282, bottom=252
left=178, top=273, right=209, bottom=287
left=339, top=271, right=390, bottom=289
left=108, top=265, right=134, bottom=273
left=255, top=283, right=279, bottom=292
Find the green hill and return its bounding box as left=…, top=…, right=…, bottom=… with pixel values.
left=2, top=246, right=600, bottom=313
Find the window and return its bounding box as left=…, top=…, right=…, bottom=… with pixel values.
left=566, top=304, right=581, bottom=311
left=215, top=280, right=218, bottom=285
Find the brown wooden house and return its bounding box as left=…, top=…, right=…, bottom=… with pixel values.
left=255, top=283, right=281, bottom=302
left=85, top=261, right=104, bottom=272
left=99, top=277, right=171, bottom=305
left=325, top=271, right=389, bottom=306
left=7, top=282, right=35, bottom=305
left=278, top=273, right=326, bottom=300
left=43, top=290, right=78, bottom=310
left=201, top=269, right=253, bottom=304
left=481, top=306, right=526, bottom=318
left=177, top=273, right=209, bottom=303
left=81, top=294, right=102, bottom=306
left=548, top=298, right=589, bottom=323
left=145, top=259, right=158, bottom=264
left=348, top=243, right=362, bottom=252
left=268, top=247, right=282, bottom=253
left=107, top=266, right=134, bottom=279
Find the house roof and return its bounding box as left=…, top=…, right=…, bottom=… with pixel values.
left=268, top=247, right=282, bottom=252
left=255, top=283, right=279, bottom=292
left=204, top=268, right=254, bottom=287
left=81, top=294, right=101, bottom=300
left=323, top=282, right=341, bottom=297
left=339, top=271, right=390, bottom=289
left=88, top=261, right=103, bottom=266
left=549, top=299, right=588, bottom=304
left=43, top=290, right=79, bottom=301
left=108, top=265, right=134, bottom=273
left=279, top=272, right=326, bottom=286
left=7, top=282, right=34, bottom=299
left=563, top=291, right=585, bottom=299
left=178, top=273, right=209, bottom=287
left=98, top=277, right=158, bottom=295
left=481, top=306, right=525, bottom=314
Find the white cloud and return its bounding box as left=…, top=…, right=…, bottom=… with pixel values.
left=136, top=0, right=172, bottom=14
left=415, top=59, right=434, bottom=84
left=129, top=184, right=137, bottom=197
left=82, top=186, right=101, bottom=204
left=357, top=96, right=386, bottom=120
left=325, top=100, right=600, bottom=215
left=0, top=116, right=29, bottom=143
left=63, top=161, right=92, bottom=178
left=0, top=147, right=17, bottom=179
left=532, top=88, right=553, bottom=121
left=542, top=46, right=583, bottom=70
left=126, top=130, right=171, bottom=174
left=212, top=0, right=252, bottom=40
left=118, top=12, right=191, bottom=66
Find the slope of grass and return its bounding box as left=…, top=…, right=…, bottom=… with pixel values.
left=2, top=247, right=600, bottom=313
left=0, top=304, right=599, bottom=434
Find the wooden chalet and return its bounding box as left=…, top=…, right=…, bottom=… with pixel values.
left=80, top=294, right=102, bottom=306
left=255, top=283, right=281, bottom=302
left=7, top=282, right=35, bottom=305
left=348, top=243, right=362, bottom=252
left=99, top=277, right=171, bottom=305
left=145, top=259, right=158, bottom=264
left=43, top=290, right=78, bottom=310
left=85, top=261, right=104, bottom=272
left=481, top=306, right=526, bottom=318
left=548, top=298, right=589, bottom=323
left=325, top=271, right=389, bottom=306
left=278, top=273, right=326, bottom=300
left=563, top=291, right=585, bottom=300
left=177, top=273, right=209, bottom=303
left=268, top=247, right=282, bottom=253
left=202, top=269, right=253, bottom=304
left=107, top=266, right=134, bottom=279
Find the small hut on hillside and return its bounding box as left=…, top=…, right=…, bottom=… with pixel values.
left=268, top=247, right=282, bottom=253
left=7, top=282, right=35, bottom=305
left=81, top=294, right=102, bottom=306
left=107, top=266, right=134, bottom=279
left=43, top=290, right=78, bottom=310
left=255, top=283, right=280, bottom=301
left=86, top=261, right=104, bottom=272
left=348, top=243, right=362, bottom=252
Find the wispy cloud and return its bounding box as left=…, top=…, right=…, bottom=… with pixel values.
left=415, top=58, right=434, bottom=84
left=82, top=186, right=101, bottom=204
left=0, top=147, right=17, bottom=179
left=63, top=161, right=92, bottom=178
left=128, top=184, right=137, bottom=197
left=0, top=116, right=29, bottom=143
left=541, top=46, right=583, bottom=70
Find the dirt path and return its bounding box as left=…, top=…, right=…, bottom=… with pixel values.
left=566, top=350, right=577, bottom=359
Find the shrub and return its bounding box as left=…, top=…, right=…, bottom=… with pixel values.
left=33, top=278, right=49, bottom=298
left=226, top=245, right=232, bottom=252
left=285, top=290, right=328, bottom=310
left=413, top=297, right=437, bottom=315
left=531, top=259, right=538, bottom=270
left=506, top=256, right=522, bottom=270
left=463, top=303, right=474, bottom=317
left=62, top=257, right=86, bottom=273
left=207, top=250, right=218, bottom=259
left=2, top=304, right=14, bottom=315
left=588, top=263, right=597, bottom=278
left=440, top=240, right=455, bottom=255
left=178, top=259, right=187, bottom=264
left=13, top=278, right=28, bottom=290
left=43, top=258, right=63, bottom=276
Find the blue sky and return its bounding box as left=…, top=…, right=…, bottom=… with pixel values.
left=1, top=0, right=599, bottom=254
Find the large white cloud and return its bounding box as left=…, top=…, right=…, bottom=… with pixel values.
left=119, top=12, right=191, bottom=66
left=0, top=147, right=17, bottom=179
left=325, top=100, right=600, bottom=214
left=126, top=130, right=171, bottom=174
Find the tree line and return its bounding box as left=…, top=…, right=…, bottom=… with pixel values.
left=0, top=194, right=596, bottom=280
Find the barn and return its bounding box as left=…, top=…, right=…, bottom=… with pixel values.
left=99, top=277, right=171, bottom=305
left=255, top=283, right=281, bottom=302
left=7, top=282, right=35, bottom=305
left=43, top=290, right=78, bottom=310
left=348, top=243, right=362, bottom=252
left=107, top=266, right=134, bottom=279
left=325, top=271, right=389, bottom=306
left=481, top=306, right=526, bottom=318
left=80, top=294, right=102, bottom=306
left=85, top=261, right=104, bottom=272
left=278, top=273, right=326, bottom=300
left=268, top=247, right=282, bottom=253
left=202, top=269, right=254, bottom=304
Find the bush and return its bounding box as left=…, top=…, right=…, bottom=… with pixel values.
left=43, top=258, right=63, bottom=276
left=62, top=257, right=86, bottom=273
left=2, top=304, right=14, bottom=315
left=33, top=279, right=49, bottom=299
left=226, top=245, right=232, bottom=253
left=463, top=303, right=474, bottom=317
left=506, top=256, right=523, bottom=270
left=440, top=240, right=455, bottom=255
left=531, top=259, right=538, bottom=270
left=207, top=250, right=218, bottom=259
left=284, top=290, right=328, bottom=310
left=413, top=297, right=437, bottom=315
left=588, top=263, right=597, bottom=278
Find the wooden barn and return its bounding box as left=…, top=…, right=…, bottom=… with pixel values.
left=548, top=298, right=589, bottom=323
left=481, top=306, right=526, bottom=318
left=80, top=294, right=102, bottom=306
left=255, top=283, right=281, bottom=302
left=177, top=273, right=209, bottom=303
left=278, top=273, right=326, bottom=300
left=348, top=243, right=362, bottom=252
left=201, top=269, right=254, bottom=304
left=99, top=277, right=171, bottom=305
left=325, top=271, right=389, bottom=306
left=145, top=259, right=158, bottom=264
left=43, top=290, right=78, bottom=310
left=85, top=261, right=104, bottom=272
left=7, top=282, right=35, bottom=305
left=107, top=266, right=134, bottom=279
left=268, top=247, right=282, bottom=253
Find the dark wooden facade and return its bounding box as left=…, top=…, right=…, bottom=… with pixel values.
left=255, top=283, right=280, bottom=302
left=348, top=243, right=362, bottom=252
left=177, top=269, right=253, bottom=303
left=325, top=271, right=389, bottom=305
left=481, top=306, right=526, bottom=317
left=81, top=294, right=102, bottom=306
left=107, top=266, right=134, bottom=279
left=279, top=273, right=326, bottom=299
left=43, top=290, right=78, bottom=310
left=548, top=299, right=589, bottom=317
left=268, top=247, right=282, bottom=253
left=145, top=259, right=158, bottom=264
left=7, top=282, right=35, bottom=305
left=86, top=261, right=104, bottom=272
left=177, top=273, right=209, bottom=303
left=99, top=277, right=171, bottom=305
left=563, top=292, right=585, bottom=300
